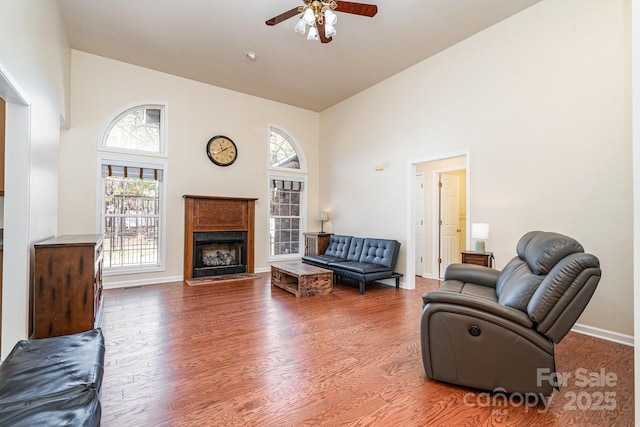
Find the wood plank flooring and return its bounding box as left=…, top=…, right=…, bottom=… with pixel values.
left=100, top=274, right=633, bottom=426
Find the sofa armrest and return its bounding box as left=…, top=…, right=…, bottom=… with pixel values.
left=422, top=291, right=533, bottom=328
left=443, top=263, right=500, bottom=288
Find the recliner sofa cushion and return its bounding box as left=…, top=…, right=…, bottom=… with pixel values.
left=496, top=231, right=585, bottom=312
left=516, top=231, right=584, bottom=275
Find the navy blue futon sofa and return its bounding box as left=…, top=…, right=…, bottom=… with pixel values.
left=302, top=235, right=401, bottom=294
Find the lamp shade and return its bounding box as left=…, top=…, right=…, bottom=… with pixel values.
left=316, top=212, right=329, bottom=221
left=471, top=223, right=489, bottom=240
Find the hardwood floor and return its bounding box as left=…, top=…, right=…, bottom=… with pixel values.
left=100, top=274, right=633, bottom=426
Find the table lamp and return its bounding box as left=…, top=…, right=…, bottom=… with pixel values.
left=317, top=212, right=329, bottom=233
left=472, top=223, right=489, bottom=253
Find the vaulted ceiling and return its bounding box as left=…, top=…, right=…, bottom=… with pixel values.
left=57, top=0, right=542, bottom=112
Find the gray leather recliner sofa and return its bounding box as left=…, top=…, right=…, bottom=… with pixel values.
left=420, top=231, right=601, bottom=395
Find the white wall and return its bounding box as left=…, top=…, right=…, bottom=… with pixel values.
left=320, top=0, right=632, bottom=336
left=0, top=0, right=70, bottom=358
left=59, top=51, right=320, bottom=285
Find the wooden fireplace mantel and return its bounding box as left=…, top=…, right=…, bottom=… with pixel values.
left=183, top=195, right=258, bottom=280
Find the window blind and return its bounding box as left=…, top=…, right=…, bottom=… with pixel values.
left=270, top=179, right=303, bottom=191
left=102, top=164, right=163, bottom=181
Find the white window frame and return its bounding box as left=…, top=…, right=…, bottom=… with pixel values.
left=98, top=102, right=168, bottom=158
left=268, top=124, right=307, bottom=173
left=97, top=156, right=168, bottom=276
left=267, top=174, right=307, bottom=262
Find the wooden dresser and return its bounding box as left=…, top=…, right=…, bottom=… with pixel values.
left=33, top=234, right=104, bottom=338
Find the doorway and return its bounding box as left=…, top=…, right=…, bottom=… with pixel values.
left=408, top=152, right=469, bottom=286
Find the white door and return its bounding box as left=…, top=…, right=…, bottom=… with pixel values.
left=439, top=173, right=460, bottom=278
left=414, top=173, right=425, bottom=276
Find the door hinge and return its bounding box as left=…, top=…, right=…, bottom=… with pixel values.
left=439, top=182, right=443, bottom=188
left=438, top=258, right=442, bottom=264
left=439, top=220, right=442, bottom=225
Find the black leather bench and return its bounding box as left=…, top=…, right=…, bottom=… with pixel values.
left=0, top=328, right=105, bottom=426
left=302, top=235, right=401, bottom=294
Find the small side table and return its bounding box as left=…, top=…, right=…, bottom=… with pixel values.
left=461, top=251, right=494, bottom=268
left=303, top=233, right=332, bottom=256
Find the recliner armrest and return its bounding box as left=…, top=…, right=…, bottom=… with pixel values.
left=422, top=291, right=533, bottom=328
left=443, top=263, right=500, bottom=288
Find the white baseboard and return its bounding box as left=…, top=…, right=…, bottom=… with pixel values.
left=571, top=323, right=634, bottom=346
left=103, top=275, right=183, bottom=290
left=255, top=267, right=271, bottom=273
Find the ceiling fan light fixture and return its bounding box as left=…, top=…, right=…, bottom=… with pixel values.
left=302, top=7, right=316, bottom=25
left=324, top=9, right=337, bottom=25
left=325, top=23, right=336, bottom=38
left=294, top=18, right=307, bottom=34
left=307, top=25, right=319, bottom=40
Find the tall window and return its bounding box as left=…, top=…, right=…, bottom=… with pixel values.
left=102, top=164, right=163, bottom=270
left=268, top=126, right=306, bottom=260
left=270, top=179, right=304, bottom=257
left=99, top=103, right=167, bottom=274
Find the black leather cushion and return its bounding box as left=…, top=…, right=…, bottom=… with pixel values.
left=301, top=254, right=344, bottom=266
left=0, top=328, right=105, bottom=405
left=329, top=261, right=391, bottom=274
left=0, top=388, right=100, bottom=427
left=357, top=238, right=400, bottom=269
left=324, top=235, right=352, bottom=259
left=346, top=238, right=365, bottom=261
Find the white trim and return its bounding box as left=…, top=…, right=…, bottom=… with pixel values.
left=97, top=102, right=168, bottom=158
left=103, top=275, right=183, bottom=290
left=571, top=323, right=634, bottom=347
left=96, top=156, right=168, bottom=275
left=0, top=64, right=32, bottom=360
left=266, top=173, right=307, bottom=262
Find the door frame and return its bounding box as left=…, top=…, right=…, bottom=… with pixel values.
left=405, top=150, right=470, bottom=289
left=0, top=65, right=32, bottom=359
left=414, top=172, right=425, bottom=276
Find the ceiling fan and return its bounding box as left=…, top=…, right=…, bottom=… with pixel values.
left=266, top=1, right=378, bottom=43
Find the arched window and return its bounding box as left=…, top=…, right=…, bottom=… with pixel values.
left=100, top=104, right=166, bottom=156
left=98, top=103, right=168, bottom=274
left=268, top=126, right=307, bottom=260
left=269, top=126, right=306, bottom=172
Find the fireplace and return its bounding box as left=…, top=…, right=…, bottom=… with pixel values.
left=183, top=195, right=257, bottom=281
left=193, top=231, right=247, bottom=277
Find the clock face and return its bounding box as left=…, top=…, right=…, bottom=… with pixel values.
left=206, top=136, right=238, bottom=166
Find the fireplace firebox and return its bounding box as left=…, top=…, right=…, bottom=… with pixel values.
left=193, top=231, right=247, bottom=277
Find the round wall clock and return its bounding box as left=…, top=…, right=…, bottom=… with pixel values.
left=206, top=135, right=238, bottom=167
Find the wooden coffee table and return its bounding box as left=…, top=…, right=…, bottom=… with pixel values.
left=271, top=262, right=333, bottom=297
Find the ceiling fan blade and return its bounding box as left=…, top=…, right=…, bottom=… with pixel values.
left=317, top=21, right=333, bottom=44
left=265, top=7, right=301, bottom=26
left=334, top=1, right=378, bottom=17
